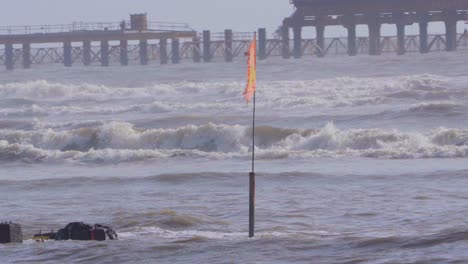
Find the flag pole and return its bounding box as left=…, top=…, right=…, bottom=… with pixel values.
left=249, top=91, right=256, bottom=238
left=249, top=31, right=257, bottom=238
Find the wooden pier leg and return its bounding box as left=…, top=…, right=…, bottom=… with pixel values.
left=203, top=30, right=211, bottom=62
left=83, top=41, right=91, bottom=66
left=368, top=16, right=381, bottom=55
left=120, top=40, right=128, bottom=66
left=5, top=44, right=14, bottom=71
left=258, top=28, right=267, bottom=60
left=192, top=37, right=201, bottom=63
left=64, top=41, right=72, bottom=67
left=293, top=26, right=302, bottom=59
left=100, top=41, right=109, bottom=66
left=22, top=43, right=31, bottom=69
left=224, top=29, right=233, bottom=62
left=139, top=40, right=148, bottom=65
left=346, top=24, right=357, bottom=56
left=445, top=10, right=457, bottom=51
left=281, top=26, right=290, bottom=59
left=316, top=25, right=325, bottom=57
left=160, top=38, right=168, bottom=65
left=396, top=23, right=406, bottom=55
left=171, top=39, right=180, bottom=64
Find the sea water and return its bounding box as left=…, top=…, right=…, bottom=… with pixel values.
left=0, top=53, right=468, bottom=263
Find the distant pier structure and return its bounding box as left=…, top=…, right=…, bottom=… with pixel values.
left=2, top=9, right=468, bottom=70
left=283, top=0, right=468, bottom=57
left=0, top=14, right=196, bottom=70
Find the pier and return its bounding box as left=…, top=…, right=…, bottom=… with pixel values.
left=1, top=4, right=468, bottom=70
left=283, top=0, right=468, bottom=57
left=0, top=14, right=196, bottom=70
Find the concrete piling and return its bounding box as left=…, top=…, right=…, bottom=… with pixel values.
left=192, top=37, right=201, bottom=63
left=203, top=30, right=211, bottom=62
left=281, top=26, right=290, bottom=59
left=346, top=24, right=357, bottom=56
left=293, top=26, right=302, bottom=59
left=139, top=40, right=148, bottom=65
left=396, top=23, right=406, bottom=55
left=83, top=41, right=91, bottom=66
left=22, top=43, right=31, bottom=69
left=367, top=15, right=381, bottom=55
left=64, top=41, right=72, bottom=67
left=419, top=22, right=428, bottom=53
left=5, top=44, right=14, bottom=70
left=445, top=10, right=457, bottom=51
left=224, top=29, right=233, bottom=62
left=100, top=41, right=109, bottom=66
left=316, top=25, right=325, bottom=57
left=160, top=38, right=168, bottom=65
left=171, top=39, right=180, bottom=64
left=258, top=28, right=267, bottom=60
left=120, top=40, right=128, bottom=66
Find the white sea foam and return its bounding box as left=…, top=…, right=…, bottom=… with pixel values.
left=1, top=122, right=468, bottom=163
left=1, top=74, right=464, bottom=111
left=119, top=226, right=290, bottom=241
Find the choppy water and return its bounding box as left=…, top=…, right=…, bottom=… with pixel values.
left=1, top=53, right=468, bottom=263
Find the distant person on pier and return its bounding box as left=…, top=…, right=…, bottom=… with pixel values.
left=464, top=29, right=468, bottom=37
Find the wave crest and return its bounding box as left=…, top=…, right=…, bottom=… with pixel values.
left=2, top=122, right=468, bottom=163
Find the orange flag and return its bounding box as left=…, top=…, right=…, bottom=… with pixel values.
left=243, top=34, right=257, bottom=103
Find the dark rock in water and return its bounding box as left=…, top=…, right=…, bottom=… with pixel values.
left=0, top=222, right=23, bottom=244
left=55, top=222, right=118, bottom=241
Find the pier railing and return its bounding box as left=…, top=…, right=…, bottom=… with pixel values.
left=209, top=32, right=255, bottom=41
left=0, top=21, right=194, bottom=35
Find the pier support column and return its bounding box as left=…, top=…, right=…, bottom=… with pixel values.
left=224, top=29, right=233, bottom=62
left=281, top=26, right=290, bottom=59
left=258, top=28, right=267, bottom=60
left=5, top=44, right=14, bottom=70
left=203, top=30, right=211, bottom=62
left=172, top=39, right=180, bottom=64
left=316, top=25, right=325, bottom=57
left=346, top=24, right=357, bottom=56
left=100, top=41, right=109, bottom=67
left=293, top=26, right=302, bottom=59
left=22, top=43, right=31, bottom=69
left=192, top=37, right=201, bottom=63
left=83, top=41, right=91, bottom=66
left=64, top=41, right=72, bottom=67
left=367, top=16, right=381, bottom=55
left=396, top=23, right=406, bottom=55
left=119, top=40, right=128, bottom=66
left=160, top=39, right=168, bottom=65
left=139, top=40, right=148, bottom=65
left=419, top=21, right=429, bottom=53
left=445, top=10, right=457, bottom=51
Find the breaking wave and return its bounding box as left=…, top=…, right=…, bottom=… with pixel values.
left=1, top=74, right=465, bottom=110
left=1, top=122, right=468, bottom=163
left=407, top=102, right=465, bottom=113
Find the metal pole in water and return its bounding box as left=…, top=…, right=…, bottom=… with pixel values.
left=249, top=91, right=256, bottom=238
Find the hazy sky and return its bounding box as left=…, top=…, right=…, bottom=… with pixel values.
left=0, top=0, right=292, bottom=32
left=0, top=0, right=464, bottom=37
